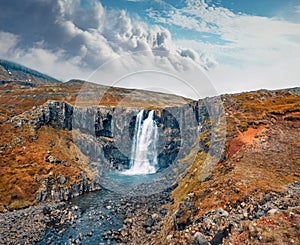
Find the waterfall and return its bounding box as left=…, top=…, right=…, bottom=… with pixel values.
left=123, top=110, right=159, bottom=175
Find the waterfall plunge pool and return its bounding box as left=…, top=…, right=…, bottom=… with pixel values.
left=37, top=109, right=183, bottom=244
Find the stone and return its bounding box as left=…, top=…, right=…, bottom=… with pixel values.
left=216, top=208, right=229, bottom=217
left=193, top=232, right=208, bottom=245
left=72, top=206, right=79, bottom=211
left=46, top=155, right=56, bottom=163
left=166, top=234, right=173, bottom=242
left=58, top=175, right=67, bottom=185
left=120, top=229, right=129, bottom=237
left=211, top=228, right=230, bottom=245
left=264, top=194, right=272, bottom=202
left=267, top=208, right=278, bottom=215
left=142, top=215, right=155, bottom=228
left=102, top=232, right=108, bottom=240
left=151, top=213, right=159, bottom=221
left=145, top=227, right=152, bottom=234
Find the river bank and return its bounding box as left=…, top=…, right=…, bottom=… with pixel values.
left=0, top=184, right=174, bottom=245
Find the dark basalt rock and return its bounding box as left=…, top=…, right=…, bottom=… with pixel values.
left=21, top=98, right=223, bottom=203
left=210, top=227, right=231, bottom=245
left=33, top=101, right=207, bottom=171
left=193, top=232, right=209, bottom=245
left=36, top=171, right=101, bottom=203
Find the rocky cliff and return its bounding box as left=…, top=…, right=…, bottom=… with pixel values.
left=2, top=86, right=225, bottom=206
left=158, top=88, right=300, bottom=245
left=11, top=97, right=223, bottom=197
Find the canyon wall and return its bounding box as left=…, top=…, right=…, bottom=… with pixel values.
left=34, top=101, right=205, bottom=171
left=22, top=98, right=225, bottom=201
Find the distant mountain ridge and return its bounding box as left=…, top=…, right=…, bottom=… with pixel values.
left=0, top=59, right=61, bottom=84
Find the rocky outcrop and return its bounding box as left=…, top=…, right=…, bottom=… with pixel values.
left=10, top=97, right=224, bottom=204
left=168, top=182, right=300, bottom=244
left=36, top=171, right=101, bottom=203
left=0, top=202, right=80, bottom=245
left=32, top=100, right=216, bottom=171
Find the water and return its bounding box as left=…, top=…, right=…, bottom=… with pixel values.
left=36, top=110, right=178, bottom=244
left=37, top=183, right=173, bottom=244
left=98, top=109, right=181, bottom=195
left=37, top=190, right=125, bottom=245
left=99, top=171, right=158, bottom=195
left=123, top=110, right=159, bottom=175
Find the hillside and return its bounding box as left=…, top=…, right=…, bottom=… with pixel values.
left=0, top=61, right=299, bottom=244
left=0, top=61, right=192, bottom=212
left=0, top=59, right=61, bottom=85
left=158, top=88, right=300, bottom=244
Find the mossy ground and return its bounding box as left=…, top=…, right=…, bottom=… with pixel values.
left=155, top=89, right=300, bottom=244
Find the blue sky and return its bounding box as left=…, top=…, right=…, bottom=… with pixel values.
left=0, top=0, right=299, bottom=98
left=99, top=0, right=300, bottom=44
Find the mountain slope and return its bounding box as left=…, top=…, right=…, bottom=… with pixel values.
left=0, top=63, right=193, bottom=212
left=0, top=59, right=61, bottom=85
left=158, top=88, right=300, bottom=245
left=0, top=63, right=299, bottom=244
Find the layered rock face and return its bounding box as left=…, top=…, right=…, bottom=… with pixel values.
left=34, top=101, right=204, bottom=172
left=8, top=95, right=224, bottom=204
left=31, top=98, right=225, bottom=174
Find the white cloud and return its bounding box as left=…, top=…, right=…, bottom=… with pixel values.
left=3, top=0, right=297, bottom=97
left=147, top=1, right=300, bottom=58
left=209, top=57, right=300, bottom=94
left=0, top=32, right=19, bottom=56
left=0, top=33, right=91, bottom=80
left=175, top=36, right=300, bottom=95
left=147, top=1, right=300, bottom=93
left=0, top=0, right=215, bottom=90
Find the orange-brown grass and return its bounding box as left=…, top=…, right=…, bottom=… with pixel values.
left=158, top=91, right=300, bottom=242
left=226, top=207, right=300, bottom=244
left=0, top=124, right=86, bottom=211
left=194, top=123, right=299, bottom=217
left=0, top=82, right=190, bottom=123
left=232, top=92, right=300, bottom=122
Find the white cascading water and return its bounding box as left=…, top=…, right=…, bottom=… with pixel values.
left=123, top=110, right=159, bottom=175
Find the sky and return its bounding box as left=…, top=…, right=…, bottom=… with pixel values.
left=0, top=0, right=299, bottom=98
